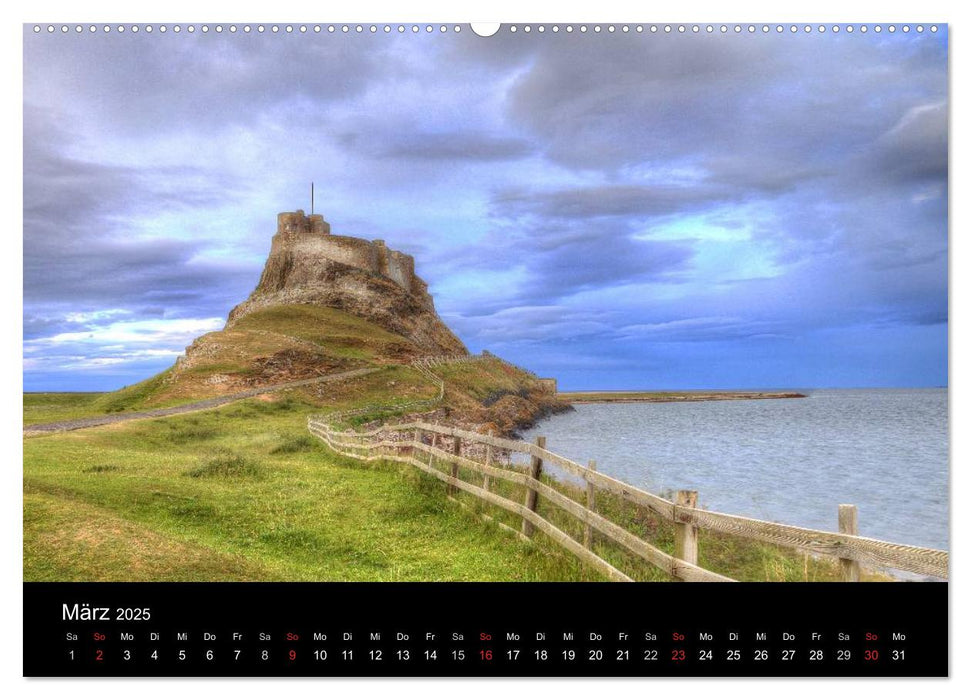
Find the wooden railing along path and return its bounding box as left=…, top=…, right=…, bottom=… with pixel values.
left=308, top=416, right=948, bottom=583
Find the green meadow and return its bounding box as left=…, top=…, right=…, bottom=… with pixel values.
left=23, top=384, right=880, bottom=583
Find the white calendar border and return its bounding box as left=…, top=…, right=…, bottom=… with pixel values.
left=2, top=0, right=964, bottom=697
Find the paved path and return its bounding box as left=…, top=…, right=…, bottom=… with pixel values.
left=23, top=367, right=380, bottom=436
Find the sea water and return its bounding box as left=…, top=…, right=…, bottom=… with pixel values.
left=520, top=389, right=948, bottom=552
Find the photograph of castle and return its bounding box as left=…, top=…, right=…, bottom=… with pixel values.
left=24, top=24, right=947, bottom=584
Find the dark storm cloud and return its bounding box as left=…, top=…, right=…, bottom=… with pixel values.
left=23, top=107, right=258, bottom=316
left=372, top=131, right=535, bottom=161
left=503, top=32, right=947, bottom=173
left=492, top=183, right=739, bottom=220
left=24, top=28, right=387, bottom=135
left=23, top=27, right=949, bottom=390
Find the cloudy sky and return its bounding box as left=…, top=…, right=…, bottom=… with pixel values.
left=23, top=24, right=947, bottom=391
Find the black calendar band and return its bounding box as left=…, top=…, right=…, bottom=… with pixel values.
left=24, top=581, right=948, bottom=677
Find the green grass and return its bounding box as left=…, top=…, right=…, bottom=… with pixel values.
left=23, top=393, right=596, bottom=582
left=23, top=342, right=840, bottom=582
left=434, top=452, right=888, bottom=583
left=231, top=305, right=417, bottom=360
left=23, top=392, right=105, bottom=426
left=92, top=370, right=177, bottom=413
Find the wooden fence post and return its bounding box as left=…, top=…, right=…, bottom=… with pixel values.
left=447, top=436, right=461, bottom=495
left=414, top=428, right=422, bottom=457
left=674, top=490, right=699, bottom=568
left=838, top=504, right=860, bottom=582
left=522, top=436, right=546, bottom=537
left=584, top=460, right=597, bottom=549
left=482, top=430, right=494, bottom=492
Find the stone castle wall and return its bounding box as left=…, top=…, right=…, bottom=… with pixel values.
left=273, top=210, right=424, bottom=298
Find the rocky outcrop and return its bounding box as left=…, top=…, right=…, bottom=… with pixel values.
left=226, top=210, right=467, bottom=356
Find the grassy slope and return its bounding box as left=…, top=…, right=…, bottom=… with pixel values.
left=24, top=382, right=885, bottom=582
left=23, top=392, right=105, bottom=426
left=24, top=390, right=592, bottom=582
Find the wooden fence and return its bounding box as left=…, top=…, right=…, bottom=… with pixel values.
left=307, top=417, right=948, bottom=582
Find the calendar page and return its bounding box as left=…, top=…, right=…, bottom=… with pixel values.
left=22, top=20, right=948, bottom=678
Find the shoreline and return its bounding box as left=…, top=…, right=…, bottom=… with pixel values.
left=559, top=390, right=807, bottom=404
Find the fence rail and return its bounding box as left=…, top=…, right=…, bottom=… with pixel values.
left=308, top=418, right=948, bottom=583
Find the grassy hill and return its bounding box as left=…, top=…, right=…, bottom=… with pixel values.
left=23, top=303, right=566, bottom=434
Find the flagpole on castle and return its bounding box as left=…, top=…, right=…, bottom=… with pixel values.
left=311, top=181, right=314, bottom=216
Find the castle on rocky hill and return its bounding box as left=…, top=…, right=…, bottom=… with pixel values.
left=224, top=210, right=466, bottom=355
left=270, top=210, right=432, bottom=309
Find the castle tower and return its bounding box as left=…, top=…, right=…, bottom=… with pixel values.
left=276, top=209, right=330, bottom=237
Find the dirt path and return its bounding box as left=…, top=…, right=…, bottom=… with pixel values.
left=23, top=367, right=380, bottom=437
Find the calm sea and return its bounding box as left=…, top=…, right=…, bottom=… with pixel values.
left=520, top=389, right=948, bottom=552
